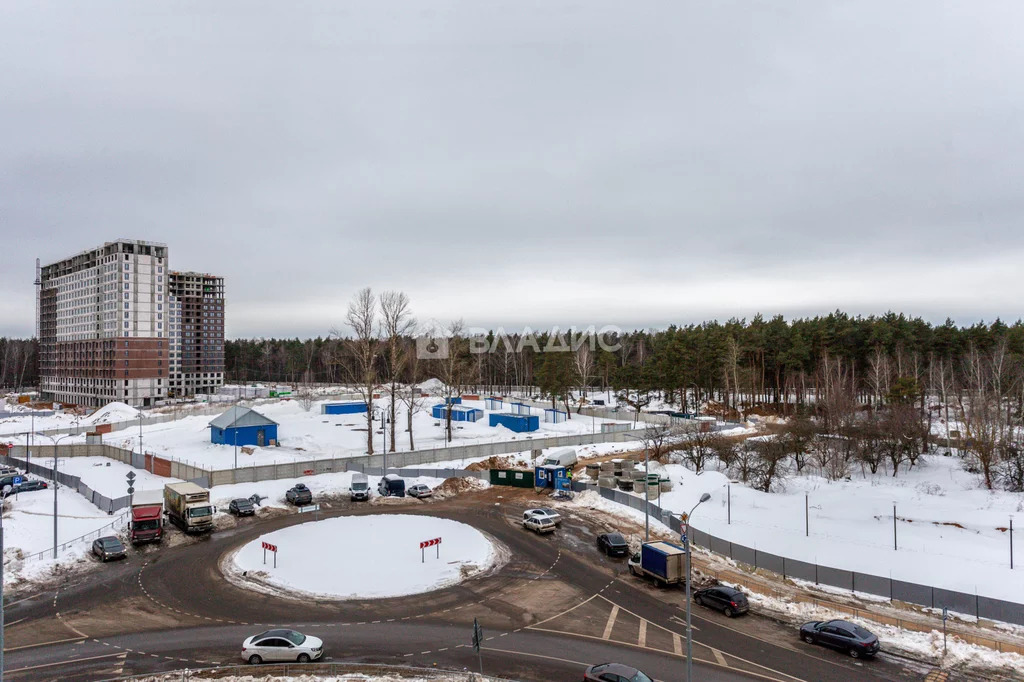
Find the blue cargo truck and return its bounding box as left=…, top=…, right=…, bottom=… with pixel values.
left=628, top=541, right=687, bottom=586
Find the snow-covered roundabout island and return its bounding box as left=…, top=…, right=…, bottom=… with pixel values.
left=226, top=515, right=504, bottom=600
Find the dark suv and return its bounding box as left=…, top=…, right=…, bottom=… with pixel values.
left=693, top=585, right=749, bottom=617
left=800, top=619, right=880, bottom=658
left=285, top=484, right=312, bottom=506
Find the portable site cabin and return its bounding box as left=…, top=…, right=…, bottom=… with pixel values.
left=534, top=464, right=572, bottom=491
left=431, top=404, right=485, bottom=422
left=445, top=396, right=463, bottom=405
left=489, top=412, right=539, bottom=433
left=209, top=406, right=278, bottom=447
left=510, top=402, right=532, bottom=416
left=544, top=408, right=568, bottom=423
left=484, top=397, right=504, bottom=411
left=322, top=401, right=369, bottom=415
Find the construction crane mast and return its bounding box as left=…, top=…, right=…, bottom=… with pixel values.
left=34, top=257, right=41, bottom=339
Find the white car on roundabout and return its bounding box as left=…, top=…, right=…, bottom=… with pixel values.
left=242, top=628, right=324, bottom=664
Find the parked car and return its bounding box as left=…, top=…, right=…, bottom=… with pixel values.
left=523, top=516, right=556, bottom=534
left=229, top=498, right=256, bottom=516
left=285, top=484, right=313, bottom=506
left=13, top=479, right=48, bottom=493
left=0, top=474, right=23, bottom=491
left=0, top=467, right=21, bottom=478
left=92, top=536, right=127, bottom=562
left=241, top=628, right=324, bottom=664
left=407, top=484, right=433, bottom=499
left=378, top=474, right=405, bottom=497
left=583, top=662, right=654, bottom=682
left=523, top=508, right=561, bottom=527
left=799, top=619, right=880, bottom=658
left=693, top=585, right=749, bottom=617
left=350, top=472, right=370, bottom=501
left=596, top=532, right=629, bottom=557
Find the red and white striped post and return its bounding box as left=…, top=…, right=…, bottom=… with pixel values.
left=262, top=540, right=278, bottom=568
left=419, top=537, right=442, bottom=563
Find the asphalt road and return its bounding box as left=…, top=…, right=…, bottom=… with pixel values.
left=3, top=489, right=936, bottom=681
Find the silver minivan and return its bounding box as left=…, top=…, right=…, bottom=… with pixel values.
left=350, top=472, right=370, bottom=501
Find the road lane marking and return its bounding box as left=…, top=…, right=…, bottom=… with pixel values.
left=638, top=619, right=647, bottom=648
left=673, top=633, right=682, bottom=655
left=4, top=636, right=86, bottom=652
left=602, top=605, right=620, bottom=640
left=713, top=648, right=727, bottom=666
left=7, top=652, right=125, bottom=673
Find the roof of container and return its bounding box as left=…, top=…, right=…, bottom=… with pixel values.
left=209, top=406, right=279, bottom=429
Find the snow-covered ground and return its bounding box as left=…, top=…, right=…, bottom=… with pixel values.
left=11, top=397, right=631, bottom=471
left=228, top=514, right=500, bottom=599
left=600, top=454, right=1024, bottom=603
left=134, top=675, right=499, bottom=682
left=36, top=455, right=178, bottom=499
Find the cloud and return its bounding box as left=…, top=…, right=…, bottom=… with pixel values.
left=2, top=1, right=1023, bottom=338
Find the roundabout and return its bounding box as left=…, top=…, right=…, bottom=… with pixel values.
left=227, top=514, right=503, bottom=600
left=1, top=489, right=929, bottom=682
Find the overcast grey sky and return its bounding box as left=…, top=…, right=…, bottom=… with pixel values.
left=2, top=1, right=1022, bottom=338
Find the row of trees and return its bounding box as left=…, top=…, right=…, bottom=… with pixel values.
left=0, top=338, right=37, bottom=391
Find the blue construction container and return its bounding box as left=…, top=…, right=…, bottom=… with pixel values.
left=322, top=402, right=369, bottom=415
left=489, top=412, right=539, bottom=433
left=432, top=404, right=484, bottom=422
left=209, top=406, right=279, bottom=447
left=445, top=396, right=463, bottom=405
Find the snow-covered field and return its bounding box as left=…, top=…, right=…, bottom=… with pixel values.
left=8, top=397, right=631, bottom=471
left=600, top=454, right=1024, bottom=603
left=229, top=514, right=499, bottom=599
left=38, top=455, right=178, bottom=498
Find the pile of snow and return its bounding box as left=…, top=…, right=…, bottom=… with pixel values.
left=229, top=514, right=501, bottom=599
left=84, top=402, right=141, bottom=426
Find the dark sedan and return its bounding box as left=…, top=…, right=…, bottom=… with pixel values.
left=800, top=619, right=880, bottom=658
left=92, top=536, right=127, bottom=562
left=693, top=585, right=749, bottom=617
left=13, top=479, right=48, bottom=492
left=596, top=532, right=630, bottom=557
left=229, top=498, right=256, bottom=516
left=584, top=663, right=654, bottom=682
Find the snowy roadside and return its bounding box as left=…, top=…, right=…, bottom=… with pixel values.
left=569, top=489, right=1024, bottom=678
left=132, top=674, right=506, bottom=682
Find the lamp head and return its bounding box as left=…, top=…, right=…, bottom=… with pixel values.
left=699, top=492, right=711, bottom=503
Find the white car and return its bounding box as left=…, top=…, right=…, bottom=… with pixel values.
left=523, top=516, right=557, bottom=534
left=524, top=508, right=562, bottom=527
left=408, top=484, right=433, bottom=499
left=242, top=629, right=323, bottom=664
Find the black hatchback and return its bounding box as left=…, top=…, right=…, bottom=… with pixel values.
left=596, top=532, right=629, bottom=557
left=693, top=585, right=749, bottom=617
left=800, top=619, right=880, bottom=658
left=229, top=498, right=256, bottom=516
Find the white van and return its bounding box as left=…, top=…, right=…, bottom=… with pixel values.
left=350, top=472, right=370, bottom=501
left=542, top=447, right=578, bottom=468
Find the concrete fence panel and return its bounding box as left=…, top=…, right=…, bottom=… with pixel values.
left=785, top=558, right=818, bottom=584
left=731, top=543, right=757, bottom=568
left=852, top=572, right=891, bottom=600
left=757, top=551, right=785, bottom=576
left=891, top=579, right=932, bottom=607
left=709, top=535, right=732, bottom=557
left=816, top=565, right=854, bottom=591
left=933, top=588, right=978, bottom=619
left=978, top=596, right=1024, bottom=626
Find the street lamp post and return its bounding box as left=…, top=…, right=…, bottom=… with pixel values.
left=34, top=432, right=76, bottom=559
left=0, top=485, right=14, bottom=682
left=685, top=492, right=711, bottom=682
left=644, top=444, right=650, bottom=542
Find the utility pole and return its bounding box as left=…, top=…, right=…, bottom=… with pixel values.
left=644, top=444, right=650, bottom=542
left=0, top=486, right=13, bottom=682
left=805, top=493, right=809, bottom=537
left=893, top=503, right=898, bottom=551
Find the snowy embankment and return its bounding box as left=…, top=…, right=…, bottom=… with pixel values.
left=227, top=514, right=502, bottom=600
left=626, top=454, right=1024, bottom=603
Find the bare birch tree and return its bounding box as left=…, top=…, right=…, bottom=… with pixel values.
left=340, top=287, right=379, bottom=455
left=380, top=291, right=415, bottom=452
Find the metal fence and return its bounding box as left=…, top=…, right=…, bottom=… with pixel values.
left=1, top=453, right=130, bottom=513
left=19, top=511, right=130, bottom=562
left=588, top=486, right=1024, bottom=626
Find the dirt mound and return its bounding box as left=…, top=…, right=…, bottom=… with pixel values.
left=465, top=455, right=528, bottom=471
left=433, top=476, right=488, bottom=499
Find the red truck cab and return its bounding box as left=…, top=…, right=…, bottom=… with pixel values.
left=129, top=489, right=164, bottom=545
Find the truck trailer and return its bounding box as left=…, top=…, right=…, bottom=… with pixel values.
left=128, top=489, right=164, bottom=545
left=628, top=541, right=687, bottom=586
left=164, top=482, right=214, bottom=534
